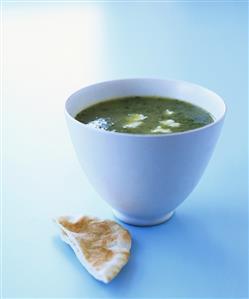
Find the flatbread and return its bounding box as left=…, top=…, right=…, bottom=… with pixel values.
left=55, top=216, right=131, bottom=283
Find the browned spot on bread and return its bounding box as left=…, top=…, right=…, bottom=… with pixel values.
left=59, top=217, right=92, bottom=233
left=79, top=240, right=114, bottom=267
left=121, top=251, right=130, bottom=259
left=121, top=230, right=131, bottom=242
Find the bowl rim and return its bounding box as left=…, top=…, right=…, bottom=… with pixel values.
left=65, top=77, right=227, bottom=138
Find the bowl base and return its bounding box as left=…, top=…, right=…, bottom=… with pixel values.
left=112, top=209, right=175, bottom=226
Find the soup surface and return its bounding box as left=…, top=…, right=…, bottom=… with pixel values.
left=75, top=96, right=214, bottom=134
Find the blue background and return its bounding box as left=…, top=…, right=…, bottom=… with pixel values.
left=3, top=1, right=248, bottom=298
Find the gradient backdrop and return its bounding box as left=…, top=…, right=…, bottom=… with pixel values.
left=3, top=1, right=248, bottom=298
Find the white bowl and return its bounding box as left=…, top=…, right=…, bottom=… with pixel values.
left=65, top=78, right=226, bottom=226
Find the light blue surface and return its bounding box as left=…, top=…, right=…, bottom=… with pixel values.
left=3, top=2, right=248, bottom=298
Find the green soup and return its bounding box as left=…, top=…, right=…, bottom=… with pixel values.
left=75, top=96, right=214, bottom=134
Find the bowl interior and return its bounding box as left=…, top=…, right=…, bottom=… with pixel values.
left=66, top=79, right=226, bottom=122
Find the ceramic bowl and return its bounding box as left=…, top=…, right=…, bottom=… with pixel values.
left=65, top=78, right=226, bottom=226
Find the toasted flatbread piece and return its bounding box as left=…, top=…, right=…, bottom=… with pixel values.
left=55, top=216, right=131, bottom=283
